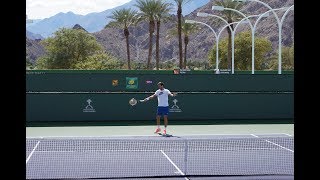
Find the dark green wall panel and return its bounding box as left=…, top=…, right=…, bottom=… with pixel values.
left=27, top=93, right=293, bottom=122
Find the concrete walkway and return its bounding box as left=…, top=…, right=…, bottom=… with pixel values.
left=26, top=124, right=294, bottom=137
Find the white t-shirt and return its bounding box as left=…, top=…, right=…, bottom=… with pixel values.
left=154, top=88, right=171, bottom=107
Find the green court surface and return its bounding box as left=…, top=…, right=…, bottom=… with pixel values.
left=26, top=124, right=293, bottom=137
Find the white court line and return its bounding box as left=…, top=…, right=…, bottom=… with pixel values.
left=265, top=140, right=294, bottom=152
left=282, top=133, right=293, bottom=137
left=160, top=150, right=189, bottom=180
left=26, top=133, right=290, bottom=138
left=28, top=147, right=276, bottom=153
left=26, top=141, right=40, bottom=164
left=250, top=134, right=259, bottom=138
left=250, top=134, right=294, bottom=152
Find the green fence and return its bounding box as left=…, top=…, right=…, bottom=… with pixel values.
left=26, top=70, right=294, bottom=124
left=27, top=92, right=293, bottom=122
left=26, top=70, right=293, bottom=92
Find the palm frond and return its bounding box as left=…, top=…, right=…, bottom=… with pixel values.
left=107, top=8, right=138, bottom=29
left=155, top=0, right=173, bottom=21
left=167, top=20, right=200, bottom=37
left=135, top=0, right=159, bottom=21
left=173, top=0, right=192, bottom=6
left=214, top=0, right=244, bottom=21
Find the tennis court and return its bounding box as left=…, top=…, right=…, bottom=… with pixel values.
left=26, top=70, right=294, bottom=179
left=26, top=125, right=294, bottom=180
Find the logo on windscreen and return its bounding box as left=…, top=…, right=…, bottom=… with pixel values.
left=83, top=99, right=96, bottom=113
left=169, top=99, right=182, bottom=113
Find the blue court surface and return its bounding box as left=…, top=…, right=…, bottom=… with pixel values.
left=26, top=134, right=293, bottom=180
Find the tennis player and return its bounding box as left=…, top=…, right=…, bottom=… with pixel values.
left=140, top=82, right=176, bottom=135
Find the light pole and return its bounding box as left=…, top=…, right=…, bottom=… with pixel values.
left=195, top=12, right=252, bottom=72
left=212, top=5, right=254, bottom=74
left=185, top=20, right=219, bottom=71
left=217, top=21, right=239, bottom=72
left=279, top=5, right=294, bottom=72
left=193, top=11, right=268, bottom=73
left=252, top=7, right=290, bottom=74
left=232, top=0, right=283, bottom=74
left=196, top=12, right=233, bottom=72
left=233, top=14, right=264, bottom=74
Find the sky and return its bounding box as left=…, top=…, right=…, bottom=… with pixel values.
left=26, top=0, right=131, bottom=19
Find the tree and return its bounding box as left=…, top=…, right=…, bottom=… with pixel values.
left=268, top=43, right=294, bottom=70
left=37, top=28, right=103, bottom=69
left=26, top=57, right=34, bottom=69
left=154, top=0, right=172, bottom=70
left=35, top=56, right=52, bottom=69
left=168, top=21, right=200, bottom=68
left=214, top=0, right=243, bottom=69
left=208, top=31, right=272, bottom=70
left=73, top=53, right=122, bottom=70
left=107, top=8, right=137, bottom=70
left=135, top=0, right=160, bottom=69
left=173, top=0, right=191, bottom=69
left=181, top=22, right=199, bottom=69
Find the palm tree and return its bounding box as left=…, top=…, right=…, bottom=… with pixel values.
left=135, top=0, right=159, bottom=69
left=154, top=0, right=172, bottom=70
left=173, top=0, right=191, bottom=69
left=215, top=0, right=243, bottom=69
left=168, top=21, right=200, bottom=69
left=182, top=22, right=200, bottom=68
left=107, top=8, right=137, bottom=70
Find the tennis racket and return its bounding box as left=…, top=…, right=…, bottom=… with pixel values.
left=128, top=98, right=145, bottom=106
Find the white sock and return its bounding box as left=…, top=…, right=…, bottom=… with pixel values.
left=157, top=125, right=160, bottom=129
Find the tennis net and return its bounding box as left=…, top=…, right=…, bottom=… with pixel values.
left=26, top=135, right=294, bottom=179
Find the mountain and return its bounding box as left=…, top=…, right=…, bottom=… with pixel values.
left=27, top=11, right=83, bottom=38
left=26, top=30, right=44, bottom=40
left=27, top=0, right=294, bottom=65
left=93, top=0, right=294, bottom=63
left=26, top=38, right=46, bottom=64
left=72, top=24, right=88, bottom=32
left=26, top=19, right=42, bottom=28
left=26, top=0, right=210, bottom=38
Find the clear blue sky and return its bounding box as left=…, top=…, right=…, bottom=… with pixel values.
left=26, top=0, right=131, bottom=19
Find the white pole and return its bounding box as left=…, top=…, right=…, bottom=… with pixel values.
left=278, top=24, right=282, bottom=74
left=252, top=28, right=255, bottom=74
left=253, top=7, right=288, bottom=74
left=232, top=31, right=235, bottom=74
left=217, top=22, right=239, bottom=73
left=197, top=23, right=218, bottom=70
left=198, top=13, right=233, bottom=70
left=247, top=0, right=282, bottom=73
left=233, top=14, right=260, bottom=74
left=223, top=8, right=254, bottom=74
left=216, top=37, right=219, bottom=70
left=186, top=20, right=218, bottom=70
left=193, top=22, right=218, bottom=68
left=279, top=5, right=294, bottom=74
